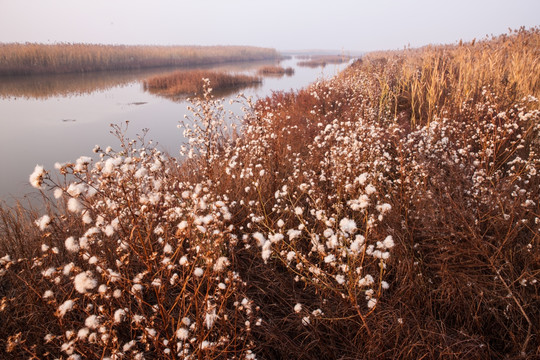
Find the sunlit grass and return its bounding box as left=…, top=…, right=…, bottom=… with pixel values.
left=357, top=26, right=540, bottom=125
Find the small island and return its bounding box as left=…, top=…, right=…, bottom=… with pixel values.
left=143, top=70, right=262, bottom=96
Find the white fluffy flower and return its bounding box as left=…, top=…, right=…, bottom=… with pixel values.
left=114, top=308, right=126, bottom=323
left=35, top=215, right=51, bottom=231
left=74, top=271, right=97, bottom=293
left=324, top=254, right=335, bottom=263
left=356, top=173, right=368, bottom=185
left=358, top=274, right=374, bottom=287
left=193, top=267, right=204, bottom=277
left=339, top=218, right=357, bottom=234
left=53, top=188, right=63, bottom=199
left=286, top=251, right=296, bottom=261
left=67, top=198, right=83, bottom=213
left=29, top=165, right=46, bottom=189
left=252, top=232, right=266, bottom=247
left=382, top=235, right=395, bottom=249
left=85, top=315, right=100, bottom=329
left=163, top=243, right=173, bottom=254
left=213, top=256, right=230, bottom=272
left=65, top=237, right=80, bottom=253
left=104, top=225, right=115, bottom=237
left=287, top=229, right=302, bottom=240
left=57, top=299, right=75, bottom=317
left=77, top=328, right=89, bottom=340
left=177, top=220, right=189, bottom=231
left=179, top=256, right=188, bottom=266
left=176, top=328, right=189, bottom=340
left=365, top=184, right=376, bottom=195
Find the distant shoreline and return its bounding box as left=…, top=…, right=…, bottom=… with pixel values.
left=0, top=43, right=281, bottom=76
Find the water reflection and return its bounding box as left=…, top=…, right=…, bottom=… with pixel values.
left=0, top=59, right=277, bottom=100
left=161, top=83, right=263, bottom=103
left=0, top=57, right=351, bottom=203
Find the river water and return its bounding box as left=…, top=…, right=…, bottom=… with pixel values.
left=0, top=57, right=350, bottom=203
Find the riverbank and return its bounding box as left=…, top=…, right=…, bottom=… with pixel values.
left=1, top=28, right=539, bottom=359
left=0, top=43, right=280, bottom=76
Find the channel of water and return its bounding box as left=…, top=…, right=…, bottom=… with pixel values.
left=0, top=57, right=351, bottom=204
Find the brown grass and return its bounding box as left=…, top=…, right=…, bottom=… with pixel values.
left=143, top=70, right=262, bottom=96
left=0, top=43, right=280, bottom=76
left=356, top=26, right=540, bottom=126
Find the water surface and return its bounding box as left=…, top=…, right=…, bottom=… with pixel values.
left=0, top=58, right=350, bottom=203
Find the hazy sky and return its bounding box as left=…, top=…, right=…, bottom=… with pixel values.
left=1, top=0, right=538, bottom=51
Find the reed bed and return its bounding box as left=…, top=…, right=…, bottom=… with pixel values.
left=143, top=70, right=262, bottom=96
left=0, top=44, right=280, bottom=76
left=357, top=26, right=540, bottom=126
left=257, top=65, right=294, bottom=76
left=1, top=28, right=539, bottom=359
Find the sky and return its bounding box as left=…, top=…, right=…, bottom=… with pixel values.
left=0, top=0, right=539, bottom=52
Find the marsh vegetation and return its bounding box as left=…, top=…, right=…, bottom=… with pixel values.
left=143, top=70, right=262, bottom=97
left=1, top=28, right=539, bottom=359
left=0, top=44, right=280, bottom=76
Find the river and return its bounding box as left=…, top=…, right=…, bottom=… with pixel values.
left=0, top=57, right=351, bottom=204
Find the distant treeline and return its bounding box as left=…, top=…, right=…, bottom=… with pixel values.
left=0, top=43, right=280, bottom=76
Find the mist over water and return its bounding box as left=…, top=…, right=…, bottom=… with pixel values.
left=0, top=57, right=351, bottom=204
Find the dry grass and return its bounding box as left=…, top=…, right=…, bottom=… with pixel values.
left=356, top=26, right=540, bottom=126
left=143, top=70, right=262, bottom=96
left=1, top=29, right=539, bottom=359
left=0, top=43, right=280, bottom=76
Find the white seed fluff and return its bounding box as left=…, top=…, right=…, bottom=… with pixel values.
left=74, top=271, right=97, bottom=294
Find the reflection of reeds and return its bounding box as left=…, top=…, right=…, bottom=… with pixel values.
left=143, top=70, right=262, bottom=96
left=0, top=60, right=277, bottom=100
left=0, top=43, right=280, bottom=76
left=0, top=72, right=142, bottom=100
left=297, top=55, right=352, bottom=67
left=257, top=66, right=294, bottom=76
